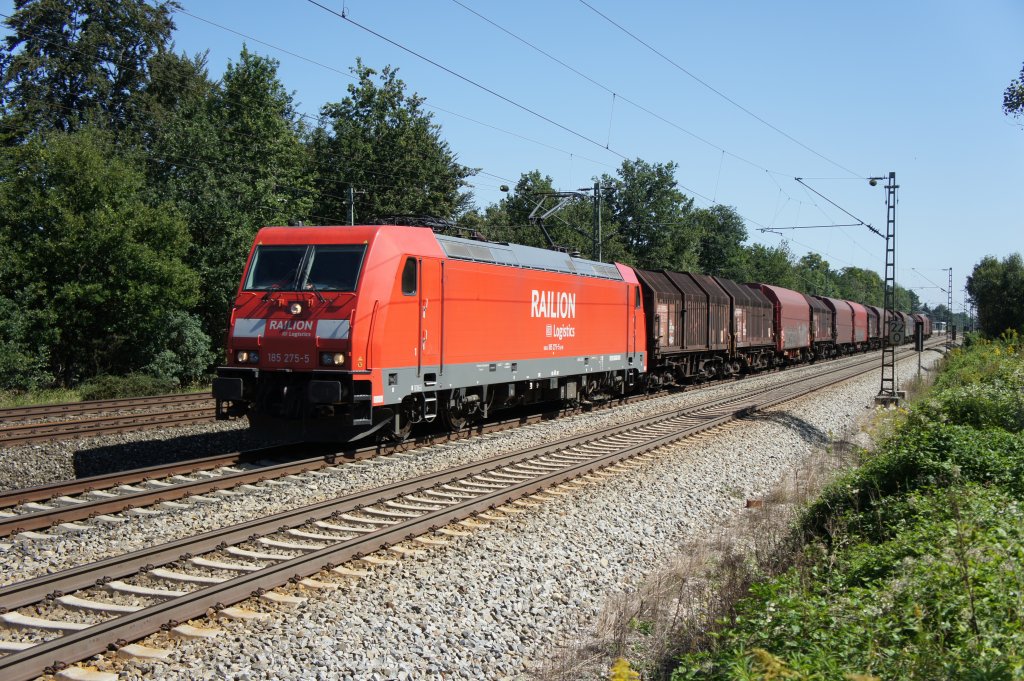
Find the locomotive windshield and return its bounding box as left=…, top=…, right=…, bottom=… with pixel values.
left=244, top=244, right=366, bottom=292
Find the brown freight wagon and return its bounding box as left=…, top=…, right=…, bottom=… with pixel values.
left=847, top=301, right=869, bottom=349
left=865, top=305, right=883, bottom=349
left=747, top=283, right=811, bottom=361
left=816, top=296, right=855, bottom=352
left=635, top=269, right=683, bottom=355
left=674, top=272, right=730, bottom=352
left=803, top=294, right=835, bottom=357
left=714, top=276, right=775, bottom=371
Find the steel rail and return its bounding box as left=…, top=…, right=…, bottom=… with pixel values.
left=0, top=407, right=216, bottom=447
left=0, top=344, right=932, bottom=536
left=0, top=450, right=268, bottom=509
left=0, top=393, right=213, bottom=423
left=0, top=347, right=924, bottom=680
left=0, top=350, right=888, bottom=609
left=0, top=395, right=638, bottom=533
left=0, top=444, right=341, bottom=537
left=0, top=348, right=894, bottom=536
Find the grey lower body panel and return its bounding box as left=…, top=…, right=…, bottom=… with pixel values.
left=378, top=353, right=644, bottom=406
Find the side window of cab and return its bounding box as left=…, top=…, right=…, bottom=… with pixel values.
left=401, top=257, right=418, bottom=296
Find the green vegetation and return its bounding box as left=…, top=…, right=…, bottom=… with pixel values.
left=76, top=374, right=179, bottom=401
left=671, top=334, right=1024, bottom=680
left=1005, top=61, right=1024, bottom=121
left=967, top=253, right=1024, bottom=338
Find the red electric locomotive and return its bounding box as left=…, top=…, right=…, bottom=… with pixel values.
left=214, top=225, right=646, bottom=441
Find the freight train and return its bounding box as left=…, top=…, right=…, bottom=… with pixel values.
left=213, top=224, right=930, bottom=442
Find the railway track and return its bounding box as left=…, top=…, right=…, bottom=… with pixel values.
left=0, top=393, right=215, bottom=447
left=0, top=345, right=931, bottom=680
left=0, top=388, right=664, bottom=538
left=0, top=346, right=926, bottom=539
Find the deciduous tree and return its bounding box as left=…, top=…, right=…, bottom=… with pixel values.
left=604, top=159, right=696, bottom=271
left=744, top=242, right=796, bottom=288
left=145, top=47, right=313, bottom=345
left=693, top=204, right=747, bottom=279
left=1004, top=61, right=1024, bottom=124
left=0, top=0, right=177, bottom=139
left=312, top=60, right=474, bottom=224
left=967, top=254, right=1024, bottom=336
left=0, top=126, right=197, bottom=385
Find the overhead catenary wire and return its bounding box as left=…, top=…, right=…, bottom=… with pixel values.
left=304, top=0, right=628, bottom=162
left=303, top=0, right=777, bottom=226
left=578, top=0, right=863, bottom=179
left=794, top=178, right=884, bottom=238
left=909, top=267, right=948, bottom=293
left=792, top=182, right=882, bottom=264
left=170, top=8, right=617, bottom=180
left=449, top=0, right=796, bottom=179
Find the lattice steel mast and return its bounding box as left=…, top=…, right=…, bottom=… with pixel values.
left=947, top=267, right=954, bottom=347
left=877, top=172, right=899, bottom=402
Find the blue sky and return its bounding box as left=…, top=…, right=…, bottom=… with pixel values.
left=5, top=1, right=1023, bottom=311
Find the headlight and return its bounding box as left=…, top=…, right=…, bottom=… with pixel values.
left=290, top=302, right=303, bottom=315
left=320, top=352, right=345, bottom=366
left=236, top=350, right=259, bottom=364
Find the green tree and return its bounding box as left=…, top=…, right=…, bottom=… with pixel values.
left=834, top=266, right=883, bottom=307
left=967, top=254, right=1024, bottom=336
left=0, top=243, right=56, bottom=389
left=0, top=126, right=197, bottom=386
left=604, top=158, right=696, bottom=271
left=693, top=204, right=747, bottom=279
left=894, top=285, right=921, bottom=314
left=1004, top=61, right=1024, bottom=122
left=793, top=252, right=836, bottom=297
left=0, top=0, right=177, bottom=139
left=744, top=242, right=796, bottom=288
left=141, top=309, right=215, bottom=387
left=312, top=60, right=474, bottom=224
left=145, top=46, right=313, bottom=346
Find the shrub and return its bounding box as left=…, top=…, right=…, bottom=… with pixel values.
left=140, top=310, right=216, bottom=387
left=77, top=373, right=177, bottom=400
left=801, top=423, right=1024, bottom=541
left=673, top=486, right=1024, bottom=679
left=671, top=327, right=1024, bottom=680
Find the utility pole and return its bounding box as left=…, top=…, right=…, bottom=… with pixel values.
left=875, top=172, right=901, bottom=406
left=966, top=292, right=975, bottom=333
left=347, top=185, right=366, bottom=226
left=528, top=185, right=605, bottom=260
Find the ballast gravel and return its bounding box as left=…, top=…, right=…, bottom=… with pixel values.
left=0, top=351, right=940, bottom=679
left=3, top=352, right=899, bottom=586
left=0, top=419, right=274, bottom=493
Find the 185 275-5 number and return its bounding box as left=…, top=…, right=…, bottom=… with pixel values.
left=267, top=353, right=310, bottom=364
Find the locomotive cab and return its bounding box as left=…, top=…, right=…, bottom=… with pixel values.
left=213, top=224, right=445, bottom=439
left=214, top=224, right=645, bottom=443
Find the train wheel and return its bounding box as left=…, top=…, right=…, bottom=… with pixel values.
left=391, top=416, right=413, bottom=442
left=444, top=408, right=469, bottom=432
left=443, top=390, right=475, bottom=432
left=386, top=399, right=416, bottom=443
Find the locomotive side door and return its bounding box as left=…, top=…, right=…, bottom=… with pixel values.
left=623, top=285, right=633, bottom=387
left=418, top=257, right=443, bottom=382
left=631, top=285, right=640, bottom=358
